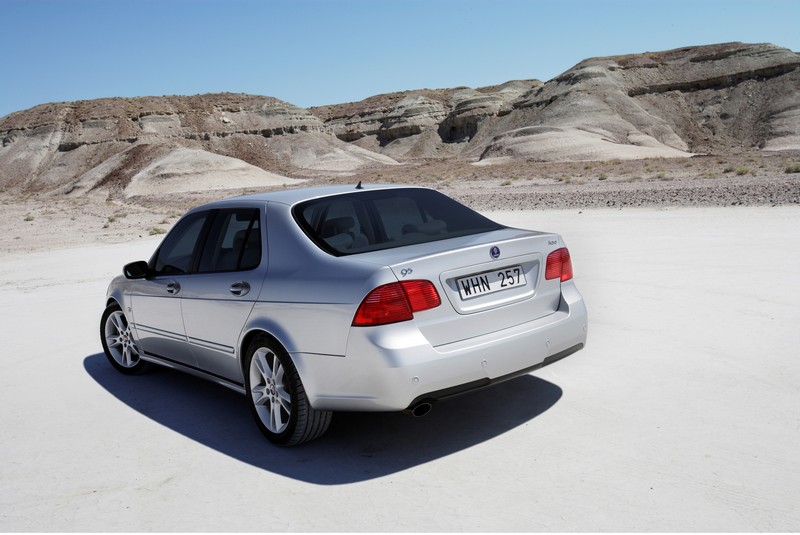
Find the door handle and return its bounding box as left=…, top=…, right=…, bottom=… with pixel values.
left=166, top=281, right=181, bottom=294
left=229, top=281, right=250, bottom=296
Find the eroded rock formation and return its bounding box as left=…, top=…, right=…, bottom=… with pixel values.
left=1, top=42, right=797, bottom=196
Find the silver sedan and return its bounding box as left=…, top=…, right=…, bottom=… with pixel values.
left=101, top=184, right=588, bottom=445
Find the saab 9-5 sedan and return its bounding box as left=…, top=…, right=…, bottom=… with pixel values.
left=101, top=184, right=588, bottom=445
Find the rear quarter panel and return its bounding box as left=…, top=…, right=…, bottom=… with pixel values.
left=240, top=201, right=396, bottom=358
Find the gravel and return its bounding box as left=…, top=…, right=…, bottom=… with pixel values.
left=443, top=174, right=800, bottom=211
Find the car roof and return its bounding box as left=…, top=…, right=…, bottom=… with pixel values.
left=198, top=183, right=427, bottom=210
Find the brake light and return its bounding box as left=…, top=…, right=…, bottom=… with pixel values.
left=401, top=280, right=442, bottom=311
left=353, top=280, right=441, bottom=326
left=545, top=247, right=573, bottom=282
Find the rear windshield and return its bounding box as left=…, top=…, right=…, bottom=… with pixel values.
left=293, top=188, right=504, bottom=256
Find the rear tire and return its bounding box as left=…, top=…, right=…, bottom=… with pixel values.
left=244, top=335, right=332, bottom=446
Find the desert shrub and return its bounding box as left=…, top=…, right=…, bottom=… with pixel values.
left=23, top=214, right=34, bottom=221
left=785, top=164, right=800, bottom=174
left=735, top=166, right=751, bottom=176
left=149, top=227, right=166, bottom=235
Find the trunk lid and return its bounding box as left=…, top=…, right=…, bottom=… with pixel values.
left=356, top=228, right=567, bottom=347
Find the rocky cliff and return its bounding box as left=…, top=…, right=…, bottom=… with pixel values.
left=477, top=42, right=800, bottom=162
left=0, top=94, right=396, bottom=195
left=1, top=42, right=797, bottom=197
left=309, top=80, right=538, bottom=159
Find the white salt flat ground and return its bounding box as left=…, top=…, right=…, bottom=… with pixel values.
left=1, top=206, right=799, bottom=531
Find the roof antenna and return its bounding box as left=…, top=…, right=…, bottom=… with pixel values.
left=355, top=181, right=363, bottom=190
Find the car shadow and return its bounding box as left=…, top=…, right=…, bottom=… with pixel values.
left=84, top=353, right=562, bottom=485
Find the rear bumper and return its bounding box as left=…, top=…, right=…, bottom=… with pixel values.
left=292, top=281, right=588, bottom=412
left=407, top=342, right=583, bottom=407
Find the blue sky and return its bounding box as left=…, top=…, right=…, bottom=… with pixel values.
left=2, top=0, right=799, bottom=118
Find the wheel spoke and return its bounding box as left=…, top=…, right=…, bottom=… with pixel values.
left=270, top=354, right=282, bottom=379
left=250, top=367, right=268, bottom=405
left=122, top=346, right=133, bottom=367
left=276, top=385, right=292, bottom=412
left=110, top=312, right=126, bottom=333
left=254, top=351, right=270, bottom=381
left=251, top=385, right=268, bottom=406
left=271, top=400, right=285, bottom=431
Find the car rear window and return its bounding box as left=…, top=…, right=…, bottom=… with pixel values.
left=293, top=188, right=504, bottom=255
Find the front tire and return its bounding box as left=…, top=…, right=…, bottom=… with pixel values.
left=101, top=303, right=150, bottom=375
left=244, top=335, right=332, bottom=446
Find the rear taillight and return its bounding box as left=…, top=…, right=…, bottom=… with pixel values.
left=353, top=280, right=441, bottom=326
left=545, top=247, right=573, bottom=282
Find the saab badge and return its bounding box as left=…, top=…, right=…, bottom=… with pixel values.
left=490, top=246, right=501, bottom=259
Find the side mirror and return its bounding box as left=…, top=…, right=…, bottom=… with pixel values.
left=123, top=260, right=150, bottom=280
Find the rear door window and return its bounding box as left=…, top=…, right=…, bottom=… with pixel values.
left=197, top=208, right=262, bottom=273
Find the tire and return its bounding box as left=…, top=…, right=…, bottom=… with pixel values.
left=100, top=303, right=150, bottom=375
left=244, top=334, right=332, bottom=446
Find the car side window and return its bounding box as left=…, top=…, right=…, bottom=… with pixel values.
left=197, top=208, right=262, bottom=273
left=150, top=211, right=209, bottom=275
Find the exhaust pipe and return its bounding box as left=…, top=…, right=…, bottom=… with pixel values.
left=406, top=401, right=433, bottom=418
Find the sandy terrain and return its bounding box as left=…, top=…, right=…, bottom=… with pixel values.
left=2, top=151, right=799, bottom=255
left=1, top=198, right=799, bottom=530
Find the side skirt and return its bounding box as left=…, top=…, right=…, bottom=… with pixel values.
left=140, top=353, right=246, bottom=396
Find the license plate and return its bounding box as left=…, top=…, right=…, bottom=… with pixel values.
left=456, top=265, right=526, bottom=300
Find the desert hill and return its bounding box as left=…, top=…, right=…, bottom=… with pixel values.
left=1, top=41, right=798, bottom=198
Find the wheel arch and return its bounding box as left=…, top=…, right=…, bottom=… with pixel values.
left=106, top=286, right=127, bottom=310
left=238, top=327, right=291, bottom=377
